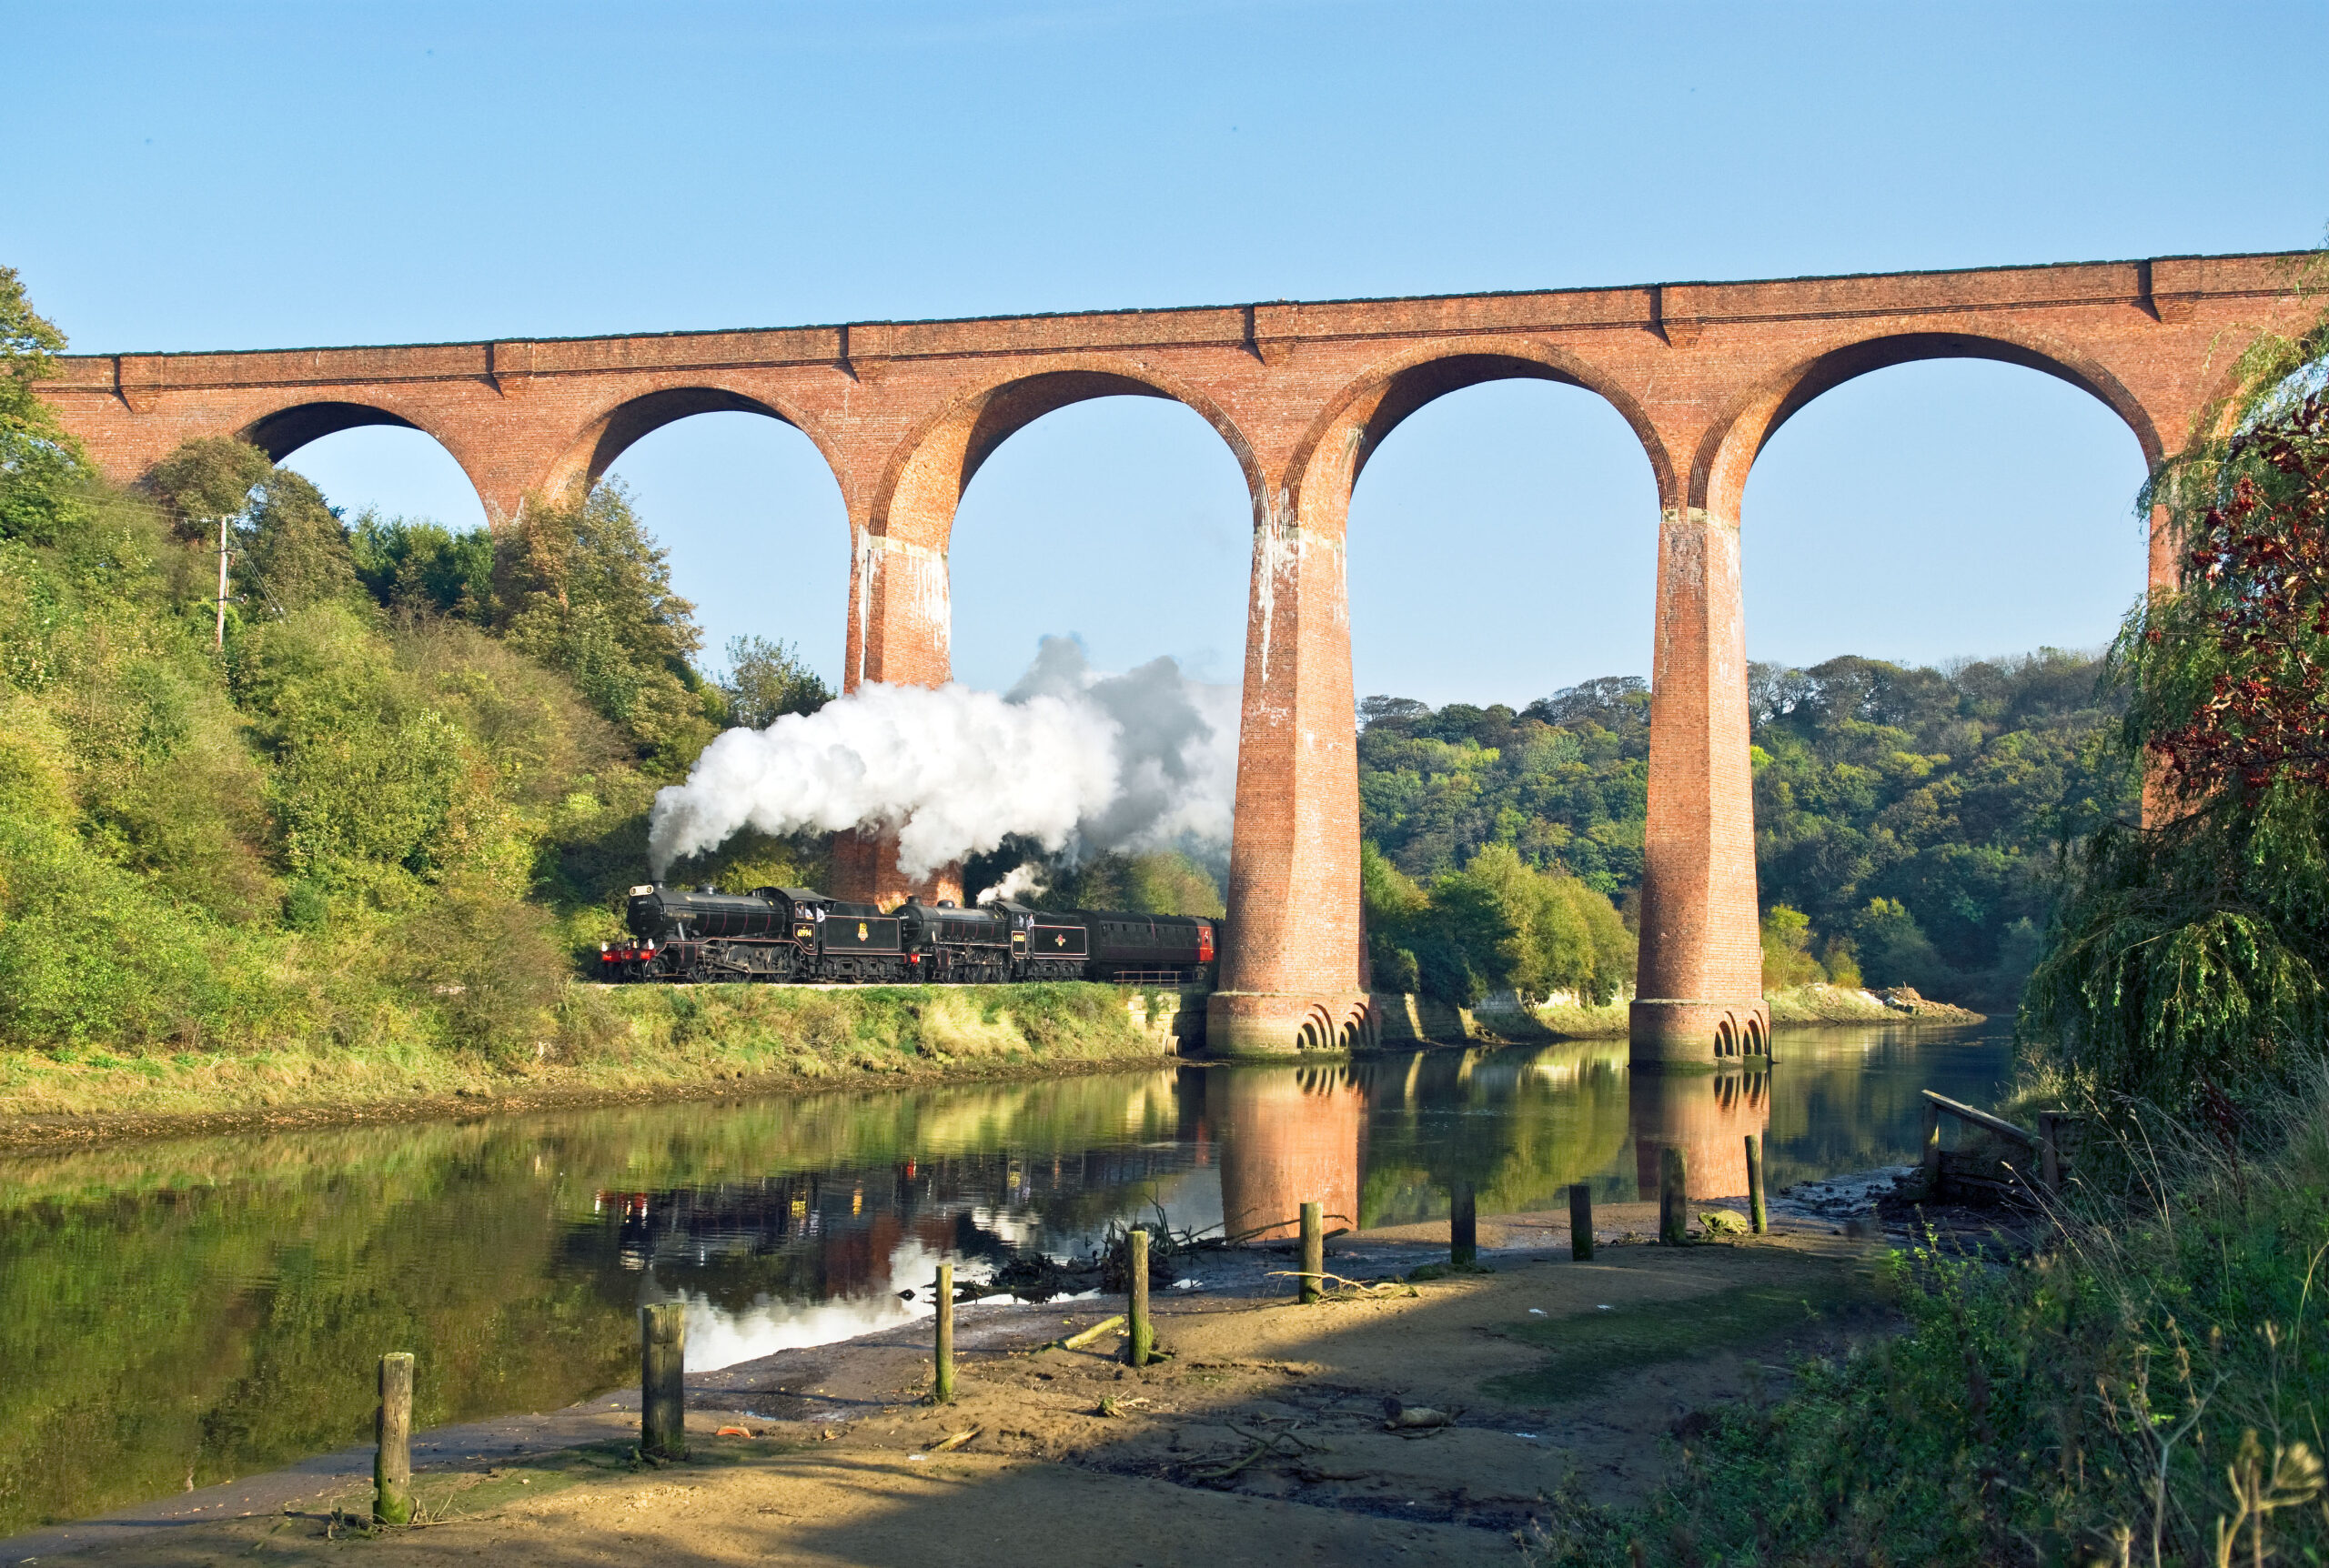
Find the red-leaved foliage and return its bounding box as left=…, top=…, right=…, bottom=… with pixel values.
left=2149, top=391, right=2329, bottom=796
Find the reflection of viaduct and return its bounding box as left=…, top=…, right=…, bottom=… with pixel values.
left=39, top=253, right=2314, bottom=1060
left=1214, top=1063, right=1366, bottom=1241
left=1630, top=1070, right=1772, bottom=1201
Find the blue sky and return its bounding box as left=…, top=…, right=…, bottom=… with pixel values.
left=7, top=1, right=2324, bottom=703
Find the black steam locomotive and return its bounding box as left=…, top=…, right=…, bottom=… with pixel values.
left=598, top=882, right=1219, bottom=988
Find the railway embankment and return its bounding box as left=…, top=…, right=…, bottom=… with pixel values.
left=0, top=983, right=1197, bottom=1149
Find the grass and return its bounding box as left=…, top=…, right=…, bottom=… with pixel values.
left=1525, top=1075, right=2329, bottom=1566
left=1485, top=1259, right=1873, bottom=1405
left=0, top=982, right=1192, bottom=1130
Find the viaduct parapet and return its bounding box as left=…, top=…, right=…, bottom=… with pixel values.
left=38, top=252, right=2317, bottom=1061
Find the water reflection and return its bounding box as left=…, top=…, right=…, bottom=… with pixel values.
left=1630, top=1068, right=1770, bottom=1199
left=1216, top=1061, right=1366, bottom=1240
left=0, top=1022, right=2007, bottom=1537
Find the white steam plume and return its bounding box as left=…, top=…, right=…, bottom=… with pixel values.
left=647, top=637, right=1237, bottom=879
left=974, top=863, right=1048, bottom=906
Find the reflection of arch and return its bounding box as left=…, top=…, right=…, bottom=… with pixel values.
left=1694, top=329, right=2162, bottom=517
left=872, top=361, right=1265, bottom=547
left=1290, top=339, right=1674, bottom=515
left=241, top=400, right=424, bottom=461
left=545, top=385, right=848, bottom=505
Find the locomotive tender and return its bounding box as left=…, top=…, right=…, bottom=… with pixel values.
left=599, top=882, right=1218, bottom=988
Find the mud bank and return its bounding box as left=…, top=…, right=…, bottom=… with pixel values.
left=4, top=1191, right=1902, bottom=1568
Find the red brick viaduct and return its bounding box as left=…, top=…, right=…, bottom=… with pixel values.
left=37, top=251, right=2316, bottom=1062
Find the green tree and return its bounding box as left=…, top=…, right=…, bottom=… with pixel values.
left=493, top=481, right=715, bottom=772
left=0, top=266, right=84, bottom=547
left=718, top=634, right=832, bottom=728
left=1360, top=840, right=1427, bottom=993
left=240, top=467, right=359, bottom=616
left=146, top=436, right=273, bottom=529
left=2024, top=307, right=2329, bottom=1101
left=1760, top=903, right=1827, bottom=989
left=348, top=512, right=494, bottom=621
left=1850, top=897, right=1946, bottom=992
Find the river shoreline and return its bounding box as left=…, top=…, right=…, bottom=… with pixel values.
left=0, top=1193, right=1898, bottom=1568
left=0, top=981, right=1198, bottom=1151
left=0, top=980, right=1991, bottom=1152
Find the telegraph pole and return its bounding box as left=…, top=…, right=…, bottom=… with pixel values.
left=214, top=517, right=229, bottom=649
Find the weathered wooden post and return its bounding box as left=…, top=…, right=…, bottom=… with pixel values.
left=1568, top=1183, right=1594, bottom=1261
left=1745, top=1134, right=1768, bottom=1235
left=1659, top=1146, right=1689, bottom=1246
left=1298, top=1201, right=1324, bottom=1304
left=374, top=1352, right=414, bottom=1526
left=1127, top=1230, right=1153, bottom=1367
left=1921, top=1096, right=1942, bottom=1186
left=1449, top=1179, right=1477, bottom=1267
left=2039, top=1112, right=2063, bottom=1192
left=640, top=1302, right=687, bottom=1459
left=933, top=1262, right=956, bottom=1401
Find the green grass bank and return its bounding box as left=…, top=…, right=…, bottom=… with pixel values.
left=1376, top=982, right=1981, bottom=1045
left=0, top=982, right=1195, bottom=1144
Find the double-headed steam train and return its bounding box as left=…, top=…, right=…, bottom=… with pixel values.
left=598, top=882, right=1219, bottom=987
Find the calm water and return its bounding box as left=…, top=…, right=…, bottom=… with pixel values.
left=0, top=1023, right=2006, bottom=1534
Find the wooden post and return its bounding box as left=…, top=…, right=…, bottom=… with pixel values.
left=1449, top=1179, right=1477, bottom=1267
left=1127, top=1230, right=1153, bottom=1367
left=1745, top=1134, right=1768, bottom=1235
left=2040, top=1112, right=2063, bottom=1192
left=1659, top=1146, right=1689, bottom=1246
left=1568, top=1183, right=1594, bottom=1261
left=374, top=1352, right=414, bottom=1526
left=1298, top=1201, right=1323, bottom=1304
left=640, top=1302, right=687, bottom=1459
left=933, top=1262, right=956, bottom=1401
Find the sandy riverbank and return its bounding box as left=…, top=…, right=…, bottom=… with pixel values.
left=4, top=1195, right=1900, bottom=1567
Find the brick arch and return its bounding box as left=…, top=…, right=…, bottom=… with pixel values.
left=537, top=384, right=850, bottom=510
left=237, top=397, right=496, bottom=524
left=1286, top=338, right=1676, bottom=519
left=868, top=358, right=1266, bottom=550
left=1691, top=327, right=2163, bottom=520
left=241, top=398, right=424, bottom=460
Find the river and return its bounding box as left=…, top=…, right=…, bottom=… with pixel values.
left=0, top=1022, right=2007, bottom=1535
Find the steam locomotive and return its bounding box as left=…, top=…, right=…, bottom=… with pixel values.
left=598, top=882, right=1219, bottom=987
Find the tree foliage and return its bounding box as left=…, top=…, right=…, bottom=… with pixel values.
left=493, top=480, right=718, bottom=773
left=2025, top=309, right=2329, bottom=1101
left=1362, top=839, right=1633, bottom=1008
left=718, top=634, right=832, bottom=728
left=1359, top=655, right=2126, bottom=1007
left=0, top=267, right=832, bottom=1060
left=0, top=265, right=85, bottom=547
left=348, top=511, right=495, bottom=622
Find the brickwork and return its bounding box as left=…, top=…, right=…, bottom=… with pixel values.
left=41, top=253, right=2317, bottom=1059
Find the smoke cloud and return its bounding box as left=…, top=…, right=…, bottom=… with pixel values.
left=647, top=637, right=1238, bottom=879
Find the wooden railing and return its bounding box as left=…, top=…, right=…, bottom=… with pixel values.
left=1921, top=1091, right=2075, bottom=1198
